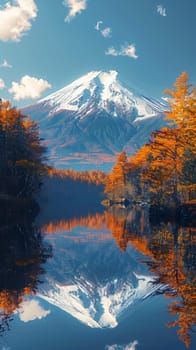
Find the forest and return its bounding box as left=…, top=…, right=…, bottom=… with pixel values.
left=0, top=99, right=46, bottom=200
left=104, top=72, right=196, bottom=208
left=0, top=72, right=195, bottom=212
left=0, top=98, right=106, bottom=202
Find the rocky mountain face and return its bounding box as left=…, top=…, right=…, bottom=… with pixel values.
left=23, top=70, right=168, bottom=169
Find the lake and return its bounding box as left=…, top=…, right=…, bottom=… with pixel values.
left=0, top=204, right=195, bottom=350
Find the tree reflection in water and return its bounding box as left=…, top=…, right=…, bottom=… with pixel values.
left=105, top=206, right=196, bottom=348
left=0, top=206, right=52, bottom=336
left=43, top=207, right=196, bottom=347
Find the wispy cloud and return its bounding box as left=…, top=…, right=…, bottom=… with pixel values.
left=0, top=59, right=12, bottom=68
left=63, top=0, right=87, bottom=22
left=0, top=78, right=6, bottom=89
left=105, top=47, right=118, bottom=56
left=121, top=45, right=138, bottom=59
left=106, top=44, right=138, bottom=59
left=95, top=20, right=112, bottom=38
left=0, top=0, right=38, bottom=42
left=18, top=299, right=51, bottom=322
left=95, top=20, right=103, bottom=31
left=9, top=75, right=52, bottom=100
left=157, top=4, right=167, bottom=17
left=105, top=340, right=139, bottom=350
left=101, top=27, right=112, bottom=38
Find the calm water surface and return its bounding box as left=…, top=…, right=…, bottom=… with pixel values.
left=0, top=206, right=195, bottom=350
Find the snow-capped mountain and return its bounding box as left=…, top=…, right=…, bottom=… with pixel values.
left=23, top=70, right=168, bottom=168
left=39, top=274, right=160, bottom=328
left=32, top=70, right=165, bottom=120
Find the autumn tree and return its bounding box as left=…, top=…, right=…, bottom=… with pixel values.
left=104, top=72, right=195, bottom=207
left=104, top=150, right=130, bottom=200
left=165, top=72, right=196, bottom=202
left=142, top=128, right=184, bottom=205
left=49, top=167, right=107, bottom=185
left=0, top=100, right=46, bottom=198
left=135, top=72, right=196, bottom=206
left=165, top=72, right=196, bottom=144
left=128, top=144, right=152, bottom=202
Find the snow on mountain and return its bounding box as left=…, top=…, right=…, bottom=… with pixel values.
left=36, top=70, right=166, bottom=120
left=23, top=70, right=168, bottom=168
left=38, top=273, right=161, bottom=328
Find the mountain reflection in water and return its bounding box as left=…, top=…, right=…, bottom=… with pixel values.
left=0, top=206, right=195, bottom=349
left=41, top=207, right=196, bottom=347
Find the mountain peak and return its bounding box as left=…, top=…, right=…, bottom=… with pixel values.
left=39, top=70, right=120, bottom=108
left=26, top=70, right=168, bottom=119
left=23, top=70, right=168, bottom=168
left=96, top=70, right=118, bottom=83
left=37, top=69, right=166, bottom=120
left=75, top=69, right=118, bottom=81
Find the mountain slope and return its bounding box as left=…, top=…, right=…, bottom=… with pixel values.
left=23, top=70, right=168, bottom=168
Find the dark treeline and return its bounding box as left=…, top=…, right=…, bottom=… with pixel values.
left=104, top=72, right=196, bottom=208
left=0, top=100, right=52, bottom=335
left=48, top=168, right=107, bottom=185
left=0, top=99, right=106, bottom=222
left=0, top=100, right=47, bottom=200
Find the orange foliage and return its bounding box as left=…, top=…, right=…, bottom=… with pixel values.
left=129, top=144, right=151, bottom=169
left=42, top=212, right=109, bottom=234
left=48, top=167, right=107, bottom=185
left=104, top=151, right=129, bottom=196
left=42, top=207, right=196, bottom=347
left=104, top=72, right=196, bottom=205
left=104, top=208, right=196, bottom=347
left=0, top=287, right=34, bottom=315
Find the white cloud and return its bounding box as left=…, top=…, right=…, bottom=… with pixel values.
left=0, top=59, right=12, bottom=68
left=0, top=0, right=38, bottom=42
left=0, top=78, right=6, bottom=89
left=63, top=0, right=87, bottom=22
left=18, top=299, right=51, bottom=323
left=95, top=20, right=103, bottom=31
left=121, top=44, right=138, bottom=59
left=9, top=75, right=52, bottom=100
left=95, top=20, right=112, bottom=38
left=106, top=44, right=138, bottom=59
left=105, top=340, right=139, bottom=350
left=157, top=4, right=167, bottom=17
left=101, top=27, right=112, bottom=38
left=105, top=47, right=118, bottom=56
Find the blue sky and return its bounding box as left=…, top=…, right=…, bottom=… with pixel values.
left=0, top=0, right=195, bottom=107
